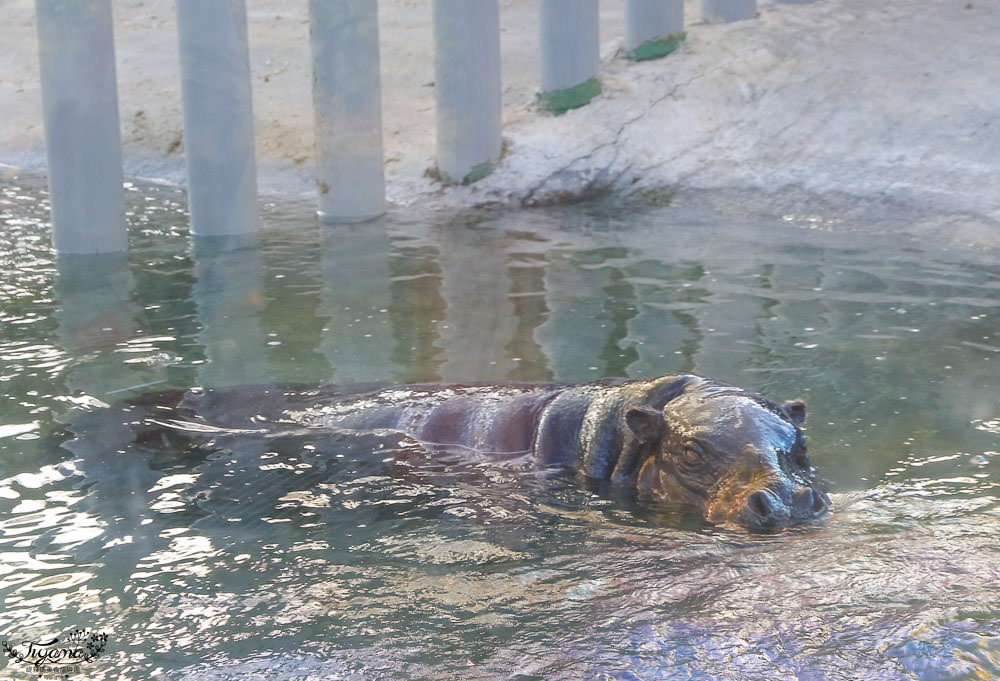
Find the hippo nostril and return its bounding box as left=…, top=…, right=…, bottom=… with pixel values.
left=747, top=490, right=775, bottom=519
left=791, top=485, right=827, bottom=517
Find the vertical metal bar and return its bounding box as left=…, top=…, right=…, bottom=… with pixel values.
left=310, top=0, right=385, bottom=222
left=432, top=0, right=502, bottom=185
left=176, top=0, right=258, bottom=236
left=702, top=0, right=757, bottom=23
left=539, top=0, right=600, bottom=114
left=35, top=0, right=126, bottom=254
left=625, top=0, right=685, bottom=61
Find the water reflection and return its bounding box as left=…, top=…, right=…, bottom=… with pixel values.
left=55, top=254, right=135, bottom=359
left=191, top=235, right=270, bottom=387
left=35, top=191, right=1000, bottom=497
left=433, top=218, right=526, bottom=381
left=1, top=179, right=999, bottom=680
left=317, top=220, right=399, bottom=383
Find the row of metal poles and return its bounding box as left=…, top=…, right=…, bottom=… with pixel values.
left=35, top=0, right=796, bottom=254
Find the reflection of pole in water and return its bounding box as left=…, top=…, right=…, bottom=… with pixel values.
left=433, top=220, right=519, bottom=382
left=386, top=231, right=446, bottom=382
left=191, top=235, right=269, bottom=387
left=691, top=278, right=762, bottom=382
left=504, top=253, right=552, bottom=382
left=54, top=254, right=172, bottom=618
left=690, top=258, right=801, bottom=383
left=624, top=261, right=707, bottom=378
left=55, top=253, right=139, bottom=396
left=317, top=221, right=400, bottom=384
left=596, top=266, right=640, bottom=378
left=742, top=262, right=793, bottom=374
left=536, top=248, right=638, bottom=381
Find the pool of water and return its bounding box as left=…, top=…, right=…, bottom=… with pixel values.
left=1, top=176, right=998, bottom=680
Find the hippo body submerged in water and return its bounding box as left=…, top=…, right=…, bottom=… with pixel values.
left=153, top=373, right=829, bottom=532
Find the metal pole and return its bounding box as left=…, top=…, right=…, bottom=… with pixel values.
left=702, top=0, right=757, bottom=23
left=539, top=0, right=600, bottom=114
left=625, top=0, right=685, bottom=61
left=35, top=0, right=126, bottom=254
left=310, top=0, right=385, bottom=222
left=176, top=0, right=258, bottom=236
left=432, top=0, right=502, bottom=185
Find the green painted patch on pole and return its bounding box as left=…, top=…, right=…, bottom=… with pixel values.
left=462, top=159, right=496, bottom=185
left=538, top=78, right=601, bottom=115
left=433, top=159, right=496, bottom=185
left=628, top=32, right=685, bottom=61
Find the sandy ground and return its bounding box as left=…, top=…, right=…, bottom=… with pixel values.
left=2, top=0, right=998, bottom=247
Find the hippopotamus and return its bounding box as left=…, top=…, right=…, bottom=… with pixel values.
left=154, top=373, right=829, bottom=532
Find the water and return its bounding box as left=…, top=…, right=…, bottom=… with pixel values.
left=1, top=176, right=998, bottom=680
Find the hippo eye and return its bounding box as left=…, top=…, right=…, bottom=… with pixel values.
left=792, top=444, right=809, bottom=468
left=678, top=442, right=708, bottom=470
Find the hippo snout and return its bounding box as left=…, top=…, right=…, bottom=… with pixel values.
left=742, top=484, right=830, bottom=531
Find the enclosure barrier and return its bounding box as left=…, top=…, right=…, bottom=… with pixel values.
left=310, top=0, right=385, bottom=223
left=432, top=0, right=503, bottom=185
left=625, top=0, right=685, bottom=61
left=33, top=0, right=817, bottom=252
left=702, top=0, right=757, bottom=24
left=176, top=0, right=259, bottom=237
left=35, top=0, right=126, bottom=254
left=539, top=0, right=601, bottom=115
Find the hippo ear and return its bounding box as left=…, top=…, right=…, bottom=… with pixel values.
left=649, top=374, right=698, bottom=406
left=625, top=406, right=665, bottom=443
left=781, top=399, right=806, bottom=424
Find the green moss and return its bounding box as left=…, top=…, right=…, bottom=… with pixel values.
left=628, top=32, right=685, bottom=62
left=537, top=78, right=601, bottom=115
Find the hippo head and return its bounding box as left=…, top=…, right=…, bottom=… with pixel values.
left=623, top=376, right=830, bottom=532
